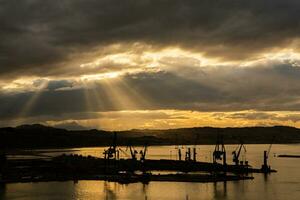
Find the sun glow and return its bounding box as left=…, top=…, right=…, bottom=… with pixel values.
left=80, top=72, right=121, bottom=81
left=45, top=109, right=300, bottom=131
left=78, top=46, right=235, bottom=74
left=240, top=49, right=300, bottom=67
left=142, top=48, right=225, bottom=67
left=80, top=53, right=139, bottom=68
left=0, top=77, right=49, bottom=93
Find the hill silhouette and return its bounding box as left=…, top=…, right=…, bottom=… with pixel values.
left=0, top=124, right=299, bottom=149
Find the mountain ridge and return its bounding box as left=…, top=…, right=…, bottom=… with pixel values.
left=0, top=124, right=299, bottom=149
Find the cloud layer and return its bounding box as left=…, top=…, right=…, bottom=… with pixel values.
left=1, top=0, right=300, bottom=129
left=1, top=0, right=300, bottom=79
left=1, top=59, right=300, bottom=124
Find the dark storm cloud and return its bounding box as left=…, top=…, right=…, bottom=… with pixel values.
left=1, top=0, right=300, bottom=78
left=122, top=62, right=300, bottom=112
left=219, top=112, right=300, bottom=123
left=1, top=61, right=300, bottom=122
left=223, top=112, right=276, bottom=120
left=46, top=80, right=74, bottom=90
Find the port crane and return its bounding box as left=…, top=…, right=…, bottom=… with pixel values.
left=128, top=146, right=138, bottom=161
left=122, top=144, right=148, bottom=161
left=118, top=148, right=130, bottom=158
left=213, top=136, right=226, bottom=166
left=174, top=134, right=184, bottom=161
left=103, top=132, right=119, bottom=160
left=261, top=137, right=275, bottom=173
left=232, top=142, right=247, bottom=165
left=140, top=145, right=148, bottom=162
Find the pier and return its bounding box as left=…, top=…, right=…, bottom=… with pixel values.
left=0, top=134, right=277, bottom=184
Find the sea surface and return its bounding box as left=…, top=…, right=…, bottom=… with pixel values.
left=1, top=144, right=300, bottom=200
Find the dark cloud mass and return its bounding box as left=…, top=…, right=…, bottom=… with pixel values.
left=46, top=80, right=74, bottom=90
left=1, top=0, right=300, bottom=78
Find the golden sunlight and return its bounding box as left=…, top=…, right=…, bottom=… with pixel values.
left=46, top=110, right=300, bottom=131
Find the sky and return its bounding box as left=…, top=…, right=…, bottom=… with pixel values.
left=1, top=0, right=300, bottom=130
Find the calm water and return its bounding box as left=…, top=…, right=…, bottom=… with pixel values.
left=2, top=144, right=300, bottom=200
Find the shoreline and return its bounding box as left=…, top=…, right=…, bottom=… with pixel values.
left=2, top=142, right=300, bottom=151
left=0, top=173, right=254, bottom=185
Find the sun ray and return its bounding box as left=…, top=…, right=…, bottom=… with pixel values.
left=80, top=79, right=99, bottom=121
left=16, top=80, right=48, bottom=125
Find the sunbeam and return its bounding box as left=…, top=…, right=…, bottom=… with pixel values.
left=16, top=79, right=49, bottom=125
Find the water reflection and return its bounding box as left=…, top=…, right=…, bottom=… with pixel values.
left=142, top=183, right=148, bottom=198
left=213, top=182, right=227, bottom=200
left=104, top=182, right=117, bottom=200
left=2, top=144, right=300, bottom=200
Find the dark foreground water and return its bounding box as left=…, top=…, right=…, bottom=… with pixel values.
left=2, top=144, right=300, bottom=200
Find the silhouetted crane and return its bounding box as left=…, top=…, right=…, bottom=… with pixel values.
left=261, top=137, right=275, bottom=173
left=119, top=148, right=130, bottom=158
left=129, top=146, right=138, bottom=161
left=140, top=145, right=148, bottom=162
left=103, top=132, right=119, bottom=160
left=213, top=136, right=226, bottom=166
left=232, top=142, right=246, bottom=165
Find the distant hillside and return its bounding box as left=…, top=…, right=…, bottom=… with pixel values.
left=119, top=126, right=300, bottom=145
left=0, top=124, right=162, bottom=149
left=0, top=124, right=300, bottom=149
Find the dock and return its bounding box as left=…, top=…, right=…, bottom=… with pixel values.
left=0, top=134, right=277, bottom=184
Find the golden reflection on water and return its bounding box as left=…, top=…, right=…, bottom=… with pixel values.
left=74, top=181, right=147, bottom=199
left=3, top=144, right=300, bottom=200
left=70, top=180, right=230, bottom=200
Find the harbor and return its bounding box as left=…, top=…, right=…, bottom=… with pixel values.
left=0, top=135, right=276, bottom=185
left=0, top=143, right=298, bottom=200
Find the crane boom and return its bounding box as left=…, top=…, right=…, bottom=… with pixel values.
left=232, top=142, right=247, bottom=165
left=267, top=137, right=275, bottom=158
left=119, top=148, right=130, bottom=157
left=236, top=144, right=242, bottom=158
